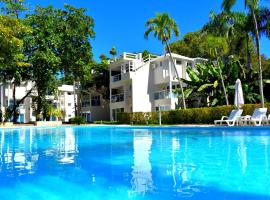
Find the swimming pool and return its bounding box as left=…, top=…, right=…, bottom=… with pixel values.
left=0, top=126, right=269, bottom=200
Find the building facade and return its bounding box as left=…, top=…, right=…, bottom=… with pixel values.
left=0, top=82, right=36, bottom=123
left=0, top=83, right=77, bottom=123
left=0, top=82, right=110, bottom=123
left=109, top=52, right=206, bottom=120
left=81, top=92, right=110, bottom=122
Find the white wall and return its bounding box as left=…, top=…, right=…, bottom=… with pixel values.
left=131, top=62, right=152, bottom=113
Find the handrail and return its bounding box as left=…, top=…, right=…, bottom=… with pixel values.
left=111, top=74, right=121, bottom=82
left=154, top=90, right=170, bottom=100
left=111, top=94, right=124, bottom=103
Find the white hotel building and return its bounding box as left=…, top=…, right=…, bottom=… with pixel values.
left=0, top=83, right=76, bottom=123
left=109, top=52, right=205, bottom=120
left=0, top=82, right=109, bottom=123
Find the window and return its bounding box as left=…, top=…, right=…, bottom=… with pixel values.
left=91, top=95, right=101, bottom=106
left=68, top=103, right=72, bottom=106
left=68, top=115, right=71, bottom=117
left=160, top=61, right=163, bottom=67
left=176, top=60, right=182, bottom=65
left=82, top=100, right=90, bottom=107
left=67, top=92, right=72, bottom=95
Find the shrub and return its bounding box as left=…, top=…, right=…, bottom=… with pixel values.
left=69, top=116, right=86, bottom=125
left=117, top=103, right=270, bottom=125
left=93, top=120, right=118, bottom=124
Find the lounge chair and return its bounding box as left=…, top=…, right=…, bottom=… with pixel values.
left=214, top=109, right=243, bottom=126
left=240, top=108, right=268, bottom=126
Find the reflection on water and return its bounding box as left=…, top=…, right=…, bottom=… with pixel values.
left=0, top=127, right=270, bottom=199
left=130, top=130, right=153, bottom=197
left=0, top=127, right=78, bottom=177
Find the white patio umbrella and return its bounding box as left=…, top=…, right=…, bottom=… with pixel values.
left=234, top=79, right=244, bottom=108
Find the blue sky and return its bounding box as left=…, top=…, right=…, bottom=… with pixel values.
left=24, top=0, right=270, bottom=60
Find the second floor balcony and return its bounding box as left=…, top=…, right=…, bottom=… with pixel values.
left=111, top=94, right=124, bottom=103
left=111, top=74, right=121, bottom=82
left=154, top=90, right=170, bottom=100
left=154, top=90, right=178, bottom=100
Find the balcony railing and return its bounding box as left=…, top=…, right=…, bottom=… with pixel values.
left=111, top=94, right=124, bottom=103
left=112, top=74, right=121, bottom=82
left=154, top=90, right=170, bottom=100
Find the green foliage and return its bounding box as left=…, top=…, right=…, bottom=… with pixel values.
left=56, top=4, right=95, bottom=85
left=199, top=35, right=229, bottom=59
left=0, top=0, right=27, bottom=18
left=69, top=116, right=86, bottom=125
left=118, top=104, right=270, bottom=125
left=169, top=31, right=204, bottom=58
left=109, top=47, right=117, bottom=57
left=24, top=5, right=95, bottom=118
left=0, top=15, right=31, bottom=82
left=177, top=62, right=221, bottom=106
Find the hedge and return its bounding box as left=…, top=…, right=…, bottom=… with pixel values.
left=117, top=103, right=270, bottom=125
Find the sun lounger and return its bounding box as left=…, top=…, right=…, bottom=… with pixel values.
left=214, top=109, right=243, bottom=126
left=240, top=108, right=268, bottom=126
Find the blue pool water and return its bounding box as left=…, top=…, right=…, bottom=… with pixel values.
left=0, top=126, right=270, bottom=200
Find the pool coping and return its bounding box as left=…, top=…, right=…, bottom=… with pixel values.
left=0, top=124, right=270, bottom=131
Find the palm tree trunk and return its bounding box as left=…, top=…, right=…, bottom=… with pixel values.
left=246, top=33, right=252, bottom=68
left=165, top=39, right=186, bottom=109
left=252, top=9, right=265, bottom=108
left=215, top=48, right=229, bottom=106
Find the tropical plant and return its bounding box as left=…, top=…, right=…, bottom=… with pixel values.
left=199, top=35, right=230, bottom=105
left=179, top=62, right=220, bottom=107
left=144, top=12, right=186, bottom=109
left=109, top=47, right=117, bottom=58
left=222, top=0, right=265, bottom=107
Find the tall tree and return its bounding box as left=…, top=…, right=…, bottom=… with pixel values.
left=24, top=5, right=95, bottom=119
left=24, top=6, right=61, bottom=120
left=109, top=47, right=117, bottom=59
left=144, top=13, right=186, bottom=109
left=56, top=4, right=95, bottom=116
left=222, top=0, right=265, bottom=107
left=0, top=0, right=30, bottom=122
left=0, top=14, right=31, bottom=122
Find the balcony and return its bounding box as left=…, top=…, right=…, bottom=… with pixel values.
left=111, top=74, right=121, bottom=82
left=111, top=94, right=124, bottom=103
left=154, top=90, right=170, bottom=100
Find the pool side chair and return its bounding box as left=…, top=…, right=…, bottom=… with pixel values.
left=241, top=108, right=268, bottom=126
left=214, top=109, right=243, bottom=126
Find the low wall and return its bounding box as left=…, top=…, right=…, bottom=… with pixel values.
left=34, top=121, right=62, bottom=126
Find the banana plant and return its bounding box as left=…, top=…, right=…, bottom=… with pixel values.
left=174, top=62, right=221, bottom=107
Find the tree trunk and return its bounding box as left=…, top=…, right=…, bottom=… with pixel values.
left=246, top=33, right=252, bottom=68
left=252, top=9, right=265, bottom=108
left=215, top=48, right=229, bottom=106
left=165, top=39, right=186, bottom=110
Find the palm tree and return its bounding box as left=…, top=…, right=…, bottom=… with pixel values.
left=109, top=47, right=117, bottom=59
left=222, top=0, right=265, bottom=107
left=144, top=13, right=186, bottom=109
